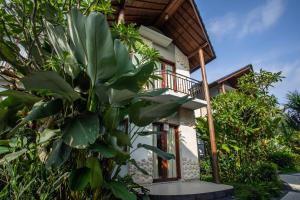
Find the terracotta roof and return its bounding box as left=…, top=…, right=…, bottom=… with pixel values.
left=110, top=0, right=216, bottom=72
left=209, top=64, right=253, bottom=88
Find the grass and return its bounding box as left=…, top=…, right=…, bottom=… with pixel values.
left=200, top=175, right=284, bottom=200
left=230, top=181, right=284, bottom=200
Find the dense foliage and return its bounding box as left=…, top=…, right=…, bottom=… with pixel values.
left=0, top=1, right=187, bottom=199
left=283, top=91, right=300, bottom=154
left=197, top=70, right=287, bottom=199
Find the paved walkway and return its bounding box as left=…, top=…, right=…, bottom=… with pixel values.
left=279, top=173, right=300, bottom=200
left=145, top=180, right=234, bottom=200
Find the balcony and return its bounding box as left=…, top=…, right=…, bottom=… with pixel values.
left=146, top=71, right=207, bottom=110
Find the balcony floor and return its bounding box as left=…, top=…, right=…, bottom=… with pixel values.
left=144, top=180, right=233, bottom=200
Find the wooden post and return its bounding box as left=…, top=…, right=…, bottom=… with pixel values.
left=221, top=83, right=226, bottom=94
left=198, top=48, right=220, bottom=183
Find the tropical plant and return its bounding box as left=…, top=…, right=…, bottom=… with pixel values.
left=286, top=91, right=300, bottom=130
left=0, top=2, right=189, bottom=199
left=197, top=70, right=283, bottom=182
left=197, top=69, right=285, bottom=199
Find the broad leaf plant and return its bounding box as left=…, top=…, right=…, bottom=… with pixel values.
left=0, top=2, right=189, bottom=199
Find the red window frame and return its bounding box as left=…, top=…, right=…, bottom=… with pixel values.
left=160, top=59, right=177, bottom=91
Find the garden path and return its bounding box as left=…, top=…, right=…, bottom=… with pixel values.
left=280, top=173, right=300, bottom=200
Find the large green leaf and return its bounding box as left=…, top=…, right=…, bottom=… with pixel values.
left=106, top=61, right=155, bottom=92
left=221, top=144, right=230, bottom=153
left=105, top=136, right=130, bottom=163
left=0, top=40, right=27, bottom=74
left=0, top=149, right=27, bottom=165
left=89, top=143, right=118, bottom=158
left=129, top=96, right=190, bottom=126
left=85, top=11, right=116, bottom=86
left=69, top=167, right=90, bottom=191
left=25, top=99, right=63, bottom=121
left=138, top=88, right=168, bottom=97
left=68, top=8, right=87, bottom=65
left=45, top=21, right=80, bottom=78
left=62, top=114, right=99, bottom=149
left=111, top=131, right=131, bottom=146
left=37, top=129, right=59, bottom=144
left=86, top=157, right=103, bottom=189
left=104, top=107, right=125, bottom=131
left=0, top=146, right=10, bottom=155
left=107, top=88, right=168, bottom=106
left=0, top=90, right=41, bottom=105
left=107, top=89, right=135, bottom=105
left=114, top=39, right=135, bottom=77
left=22, top=71, right=80, bottom=102
left=69, top=158, right=103, bottom=191
left=137, top=144, right=175, bottom=160
left=0, top=91, right=40, bottom=131
left=46, top=139, right=71, bottom=169
left=106, top=181, right=137, bottom=200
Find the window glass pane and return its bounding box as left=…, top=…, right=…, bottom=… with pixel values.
left=167, top=126, right=177, bottom=178
left=165, top=64, right=173, bottom=72
left=152, top=124, right=159, bottom=179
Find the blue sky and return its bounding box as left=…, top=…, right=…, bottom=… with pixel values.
left=191, top=0, right=300, bottom=104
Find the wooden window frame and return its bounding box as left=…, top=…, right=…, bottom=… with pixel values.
left=153, top=122, right=181, bottom=182
left=160, top=59, right=177, bottom=91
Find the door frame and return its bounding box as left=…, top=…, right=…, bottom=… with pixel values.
left=153, top=123, right=181, bottom=182
left=160, top=59, right=177, bottom=91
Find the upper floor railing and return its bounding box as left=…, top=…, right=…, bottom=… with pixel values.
left=147, top=70, right=204, bottom=100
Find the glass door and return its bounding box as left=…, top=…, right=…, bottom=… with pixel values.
left=153, top=123, right=180, bottom=181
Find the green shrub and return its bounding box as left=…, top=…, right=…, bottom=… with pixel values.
left=269, top=151, right=294, bottom=169
left=199, top=157, right=214, bottom=182
left=254, top=162, right=278, bottom=182
left=232, top=181, right=283, bottom=200
left=293, top=153, right=300, bottom=165
left=269, top=151, right=300, bottom=172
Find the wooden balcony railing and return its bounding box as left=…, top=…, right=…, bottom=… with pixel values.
left=148, top=70, right=204, bottom=100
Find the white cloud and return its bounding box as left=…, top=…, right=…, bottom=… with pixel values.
left=239, top=0, right=285, bottom=37
left=208, top=13, right=237, bottom=38
left=207, top=0, right=285, bottom=38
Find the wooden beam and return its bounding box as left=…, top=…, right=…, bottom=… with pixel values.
left=189, top=0, right=215, bottom=59
left=154, top=0, right=185, bottom=27
left=188, top=42, right=208, bottom=59
left=199, top=48, right=220, bottom=184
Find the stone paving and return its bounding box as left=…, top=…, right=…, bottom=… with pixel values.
left=145, top=180, right=234, bottom=200
left=279, top=173, right=300, bottom=200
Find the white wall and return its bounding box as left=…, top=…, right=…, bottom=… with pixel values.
left=128, top=124, right=154, bottom=184
left=140, top=26, right=191, bottom=78
left=178, top=108, right=200, bottom=180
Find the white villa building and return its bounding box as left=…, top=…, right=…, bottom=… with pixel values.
left=110, top=0, right=217, bottom=184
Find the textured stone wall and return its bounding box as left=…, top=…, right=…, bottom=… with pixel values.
left=178, top=108, right=200, bottom=180
left=175, top=46, right=190, bottom=78
left=128, top=157, right=153, bottom=184
left=175, top=46, right=189, bottom=71
left=182, top=158, right=200, bottom=180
